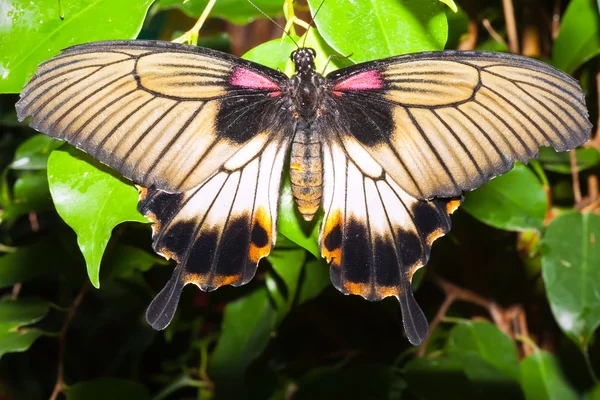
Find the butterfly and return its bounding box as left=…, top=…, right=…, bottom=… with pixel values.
left=15, top=40, right=591, bottom=345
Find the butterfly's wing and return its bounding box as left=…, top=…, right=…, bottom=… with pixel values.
left=16, top=40, right=295, bottom=329
left=325, top=51, right=592, bottom=200
left=319, top=133, right=461, bottom=345
left=16, top=40, right=289, bottom=193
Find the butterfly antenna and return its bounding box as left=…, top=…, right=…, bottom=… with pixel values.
left=246, top=0, right=299, bottom=48
left=302, top=0, right=325, bottom=48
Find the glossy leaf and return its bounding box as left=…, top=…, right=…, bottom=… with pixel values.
left=520, top=350, right=578, bottom=400
left=209, top=287, right=277, bottom=395
left=67, top=378, right=151, bottom=400
left=157, top=0, right=283, bottom=24
left=0, top=0, right=154, bottom=93
left=462, top=164, right=547, bottom=232
left=553, top=0, right=600, bottom=74
left=11, top=135, right=61, bottom=170
left=47, top=146, right=148, bottom=289
left=539, top=147, right=600, bottom=174
left=446, top=321, right=521, bottom=383
left=542, top=212, right=600, bottom=346
left=268, top=246, right=306, bottom=312
left=308, top=0, right=448, bottom=63
left=0, top=298, right=49, bottom=359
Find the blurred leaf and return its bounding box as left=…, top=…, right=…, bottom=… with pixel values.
left=66, top=378, right=151, bottom=400
left=405, top=356, right=475, bottom=400
left=298, top=258, right=330, bottom=304
left=47, top=146, right=148, bottom=289
left=553, top=0, right=600, bottom=74
left=446, top=321, right=521, bottom=384
left=0, top=238, right=66, bottom=288
left=0, top=298, right=49, bottom=359
left=0, top=0, right=154, bottom=93
left=157, top=0, right=283, bottom=24
left=308, top=0, right=447, bottom=63
left=439, top=0, right=458, bottom=13
left=209, top=287, right=277, bottom=395
left=462, top=164, right=547, bottom=231
left=542, top=211, right=600, bottom=346
left=445, top=4, right=469, bottom=49
left=1, top=170, right=53, bottom=222
left=102, top=244, right=159, bottom=280
left=585, top=385, right=600, bottom=400
left=520, top=350, right=578, bottom=400
left=243, top=36, right=298, bottom=74
left=539, top=147, right=600, bottom=174
left=292, top=365, right=407, bottom=399
left=11, top=135, right=61, bottom=170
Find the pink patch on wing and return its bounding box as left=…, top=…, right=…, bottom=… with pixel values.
left=333, top=70, right=384, bottom=91
left=230, top=67, right=279, bottom=90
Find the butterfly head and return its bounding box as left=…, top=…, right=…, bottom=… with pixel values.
left=291, top=48, right=317, bottom=76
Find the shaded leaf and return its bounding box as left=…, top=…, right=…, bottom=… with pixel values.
left=209, top=288, right=277, bottom=395
left=1, top=170, right=53, bottom=222
left=539, top=147, right=600, bottom=174
left=553, top=0, right=600, bottom=74
left=542, top=212, right=600, bottom=346
left=102, top=244, right=160, bottom=280
left=268, top=246, right=306, bottom=313
left=0, top=0, right=154, bottom=93
left=66, top=378, right=150, bottom=400
left=308, top=0, right=447, bottom=63
left=298, top=258, right=330, bottom=304
left=11, top=135, right=61, bottom=170
left=0, top=298, right=49, bottom=359
left=157, top=0, right=283, bottom=24
left=405, top=356, right=475, bottom=400
left=47, top=146, right=148, bottom=288
left=446, top=321, right=521, bottom=383
left=462, top=164, right=547, bottom=231
left=520, top=350, right=578, bottom=400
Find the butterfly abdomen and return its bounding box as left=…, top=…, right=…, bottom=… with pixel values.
left=290, top=126, right=322, bottom=221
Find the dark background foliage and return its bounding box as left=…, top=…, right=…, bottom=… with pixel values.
left=0, top=0, right=599, bottom=399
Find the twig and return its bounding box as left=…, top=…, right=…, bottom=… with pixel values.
left=417, top=294, right=455, bottom=356
left=11, top=283, right=21, bottom=300
left=502, top=0, right=519, bottom=53
left=171, top=0, right=216, bottom=45
left=482, top=19, right=508, bottom=49
left=49, top=284, right=89, bottom=400
left=458, top=19, right=478, bottom=50
left=570, top=150, right=583, bottom=207
left=28, top=211, right=40, bottom=232
left=552, top=0, right=561, bottom=40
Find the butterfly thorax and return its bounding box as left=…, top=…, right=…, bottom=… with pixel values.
left=288, top=48, right=325, bottom=221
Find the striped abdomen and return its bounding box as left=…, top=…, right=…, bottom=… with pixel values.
left=290, top=127, right=322, bottom=221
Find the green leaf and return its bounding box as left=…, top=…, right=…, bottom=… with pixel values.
left=542, top=212, right=600, bottom=346
left=11, top=135, right=61, bottom=170
left=308, top=0, right=448, bottom=63
left=268, top=246, right=306, bottom=313
left=243, top=36, right=298, bottom=74
left=298, top=258, right=330, bottom=304
left=520, top=350, right=579, bottom=400
left=462, top=164, right=547, bottom=231
left=209, top=287, right=277, bottom=395
left=405, top=356, right=476, bottom=400
left=446, top=321, right=521, bottom=383
left=585, top=385, right=600, bottom=400
left=445, top=4, right=469, bottom=49
left=539, top=147, right=600, bottom=174
left=0, top=239, right=66, bottom=288
left=101, top=244, right=159, bottom=280
left=0, top=298, right=49, bottom=359
left=47, top=146, right=148, bottom=289
left=1, top=170, right=53, bottom=222
left=553, top=0, right=600, bottom=74
left=157, top=0, right=283, bottom=24
left=0, top=0, right=154, bottom=93
left=66, top=378, right=151, bottom=400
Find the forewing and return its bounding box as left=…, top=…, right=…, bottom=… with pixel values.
left=142, top=130, right=292, bottom=330
left=16, top=40, right=288, bottom=193
left=325, top=51, right=592, bottom=199
left=319, top=134, right=461, bottom=345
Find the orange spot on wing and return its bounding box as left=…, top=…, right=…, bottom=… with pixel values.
left=446, top=199, right=461, bottom=215
left=344, top=282, right=370, bottom=296
left=427, top=227, right=446, bottom=245
left=249, top=207, right=272, bottom=264
left=321, top=209, right=343, bottom=265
